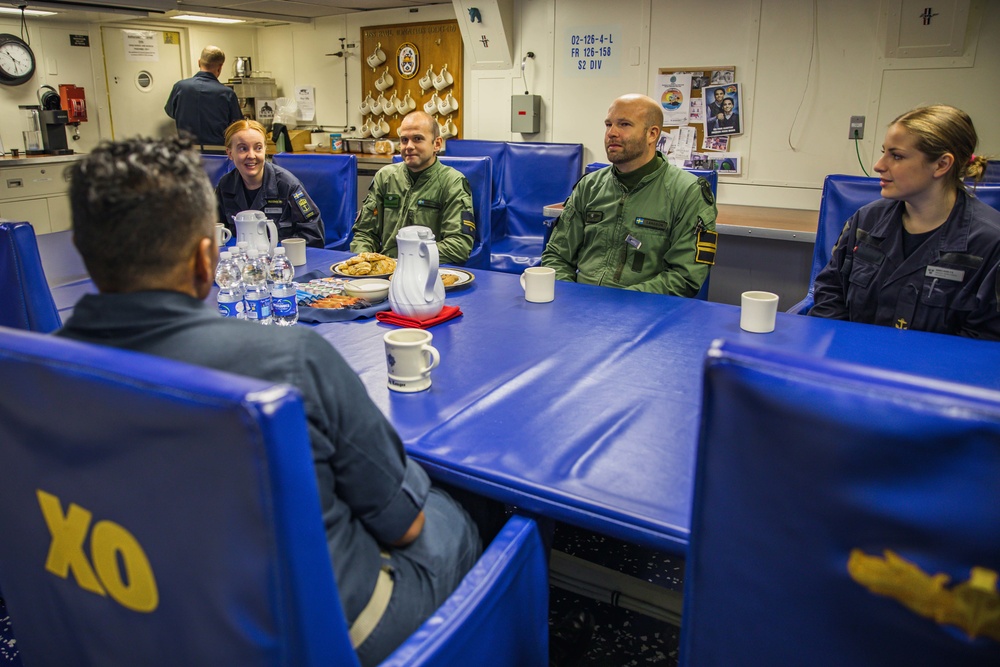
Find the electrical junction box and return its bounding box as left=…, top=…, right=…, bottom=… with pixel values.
left=511, top=95, right=540, bottom=134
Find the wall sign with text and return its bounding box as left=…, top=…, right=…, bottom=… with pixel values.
left=563, top=25, right=621, bottom=77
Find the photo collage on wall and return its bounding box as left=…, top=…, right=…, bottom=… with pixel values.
left=654, top=68, right=741, bottom=174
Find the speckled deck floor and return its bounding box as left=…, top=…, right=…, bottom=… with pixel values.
left=549, top=523, right=685, bottom=666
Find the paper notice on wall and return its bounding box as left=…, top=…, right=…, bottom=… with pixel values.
left=295, top=86, right=315, bottom=122
left=665, top=125, right=697, bottom=167
left=122, top=30, right=158, bottom=62
left=655, top=72, right=692, bottom=126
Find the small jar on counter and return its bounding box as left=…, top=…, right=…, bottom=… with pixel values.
left=329, top=133, right=344, bottom=153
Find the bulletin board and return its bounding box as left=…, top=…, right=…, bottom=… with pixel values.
left=657, top=66, right=735, bottom=151
left=361, top=20, right=464, bottom=140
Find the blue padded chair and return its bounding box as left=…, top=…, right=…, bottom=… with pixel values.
left=34, top=229, right=95, bottom=324
left=441, top=139, right=508, bottom=236
left=0, top=327, right=547, bottom=667
left=490, top=142, right=583, bottom=273
left=272, top=153, right=359, bottom=250
left=0, top=222, right=61, bottom=332
left=391, top=154, right=493, bottom=269
left=787, top=175, right=1000, bottom=314
left=201, top=153, right=233, bottom=187
left=682, top=340, right=1000, bottom=667
left=561, top=165, right=718, bottom=300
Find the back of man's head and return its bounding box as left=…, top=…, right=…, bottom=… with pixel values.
left=199, top=46, right=225, bottom=72
left=69, top=135, right=215, bottom=292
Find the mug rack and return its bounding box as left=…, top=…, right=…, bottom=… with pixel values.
left=359, top=20, right=463, bottom=142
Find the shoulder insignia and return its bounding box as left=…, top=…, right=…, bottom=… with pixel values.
left=695, top=224, right=718, bottom=266
left=292, top=188, right=316, bottom=219
left=461, top=210, right=476, bottom=236
left=699, top=178, right=715, bottom=206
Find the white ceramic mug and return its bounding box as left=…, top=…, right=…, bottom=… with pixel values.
left=418, top=65, right=435, bottom=92
left=423, top=93, right=440, bottom=115
left=403, top=91, right=417, bottom=112
left=375, top=68, right=394, bottom=92
left=366, top=43, right=386, bottom=69
left=383, top=93, right=398, bottom=116
left=520, top=266, right=556, bottom=303
left=432, top=64, right=453, bottom=91
left=282, top=238, right=307, bottom=267
left=384, top=329, right=440, bottom=393
left=359, top=117, right=373, bottom=138
left=437, top=96, right=453, bottom=115
left=740, top=291, right=780, bottom=333
left=395, top=95, right=410, bottom=115
left=441, top=117, right=457, bottom=139
left=214, top=223, right=232, bottom=247
left=371, top=121, right=387, bottom=138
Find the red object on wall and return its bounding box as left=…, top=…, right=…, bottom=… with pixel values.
left=59, top=84, right=88, bottom=123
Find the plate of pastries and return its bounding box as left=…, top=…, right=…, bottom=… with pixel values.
left=331, top=253, right=396, bottom=278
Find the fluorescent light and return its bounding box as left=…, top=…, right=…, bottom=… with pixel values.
left=0, top=7, right=57, bottom=15
left=170, top=14, right=244, bottom=24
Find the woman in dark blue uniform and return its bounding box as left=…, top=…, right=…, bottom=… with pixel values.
left=811, top=105, right=1000, bottom=339
left=216, top=119, right=325, bottom=248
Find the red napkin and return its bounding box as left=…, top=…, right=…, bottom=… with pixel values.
left=376, top=305, right=463, bottom=329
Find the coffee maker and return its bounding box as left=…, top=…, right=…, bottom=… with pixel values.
left=38, top=86, right=73, bottom=155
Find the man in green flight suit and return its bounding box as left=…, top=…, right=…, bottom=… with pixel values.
left=542, top=94, right=718, bottom=296
left=351, top=111, right=475, bottom=265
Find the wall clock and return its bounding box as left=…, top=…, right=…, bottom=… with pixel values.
left=0, top=33, right=36, bottom=86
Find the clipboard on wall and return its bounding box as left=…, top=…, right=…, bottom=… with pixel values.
left=657, top=66, right=735, bottom=152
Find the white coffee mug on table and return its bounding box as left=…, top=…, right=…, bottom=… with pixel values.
left=214, top=223, right=232, bottom=246
left=282, top=238, right=307, bottom=266
left=384, top=329, right=440, bottom=393
left=520, top=266, right=556, bottom=303
left=740, top=291, right=780, bottom=333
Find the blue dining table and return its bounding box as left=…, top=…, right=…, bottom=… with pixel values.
left=301, top=248, right=1000, bottom=555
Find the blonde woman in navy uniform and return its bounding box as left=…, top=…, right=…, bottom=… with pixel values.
left=215, top=119, right=325, bottom=248
left=811, top=105, right=1000, bottom=339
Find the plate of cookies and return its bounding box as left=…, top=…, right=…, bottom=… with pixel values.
left=331, top=253, right=397, bottom=279
left=440, top=268, right=475, bottom=291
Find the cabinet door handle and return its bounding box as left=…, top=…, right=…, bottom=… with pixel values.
left=6, top=178, right=23, bottom=188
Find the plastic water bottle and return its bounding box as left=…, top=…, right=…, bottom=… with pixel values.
left=233, top=241, right=250, bottom=273
left=215, top=251, right=244, bottom=318
left=242, top=248, right=273, bottom=325
left=270, top=247, right=298, bottom=326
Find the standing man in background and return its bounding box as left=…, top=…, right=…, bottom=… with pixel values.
left=165, top=46, right=243, bottom=148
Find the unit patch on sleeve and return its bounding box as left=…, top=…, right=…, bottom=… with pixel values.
left=460, top=210, right=476, bottom=236
left=695, top=217, right=717, bottom=265
left=291, top=189, right=316, bottom=219
left=699, top=178, right=715, bottom=206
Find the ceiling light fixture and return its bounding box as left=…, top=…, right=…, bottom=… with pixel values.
left=170, top=13, right=244, bottom=24
left=0, top=6, right=57, bottom=15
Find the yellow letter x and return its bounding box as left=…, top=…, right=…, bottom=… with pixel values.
left=36, top=490, right=106, bottom=597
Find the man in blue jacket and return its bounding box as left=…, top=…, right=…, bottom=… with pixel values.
left=164, top=46, right=242, bottom=147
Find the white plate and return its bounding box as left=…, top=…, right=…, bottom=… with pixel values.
left=440, top=268, right=474, bottom=290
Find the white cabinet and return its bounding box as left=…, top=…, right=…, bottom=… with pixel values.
left=0, top=156, right=80, bottom=235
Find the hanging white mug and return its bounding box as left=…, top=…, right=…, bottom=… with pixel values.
left=437, top=117, right=449, bottom=138
left=418, top=65, right=435, bottom=92
left=395, top=94, right=409, bottom=116
left=374, top=94, right=388, bottom=116
left=383, top=93, right=398, bottom=116
left=403, top=91, right=417, bottom=112
left=375, top=67, right=394, bottom=92
left=444, top=93, right=459, bottom=113
left=423, top=92, right=441, bottom=115
left=446, top=117, right=458, bottom=139
left=437, top=95, right=452, bottom=115
left=359, top=96, right=372, bottom=115
left=359, top=117, right=373, bottom=138
left=371, top=119, right=387, bottom=138
left=432, top=64, right=453, bottom=91
left=366, top=42, right=386, bottom=69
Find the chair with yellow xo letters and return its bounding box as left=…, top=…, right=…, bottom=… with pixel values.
left=0, top=326, right=548, bottom=667
left=681, top=339, right=1000, bottom=667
